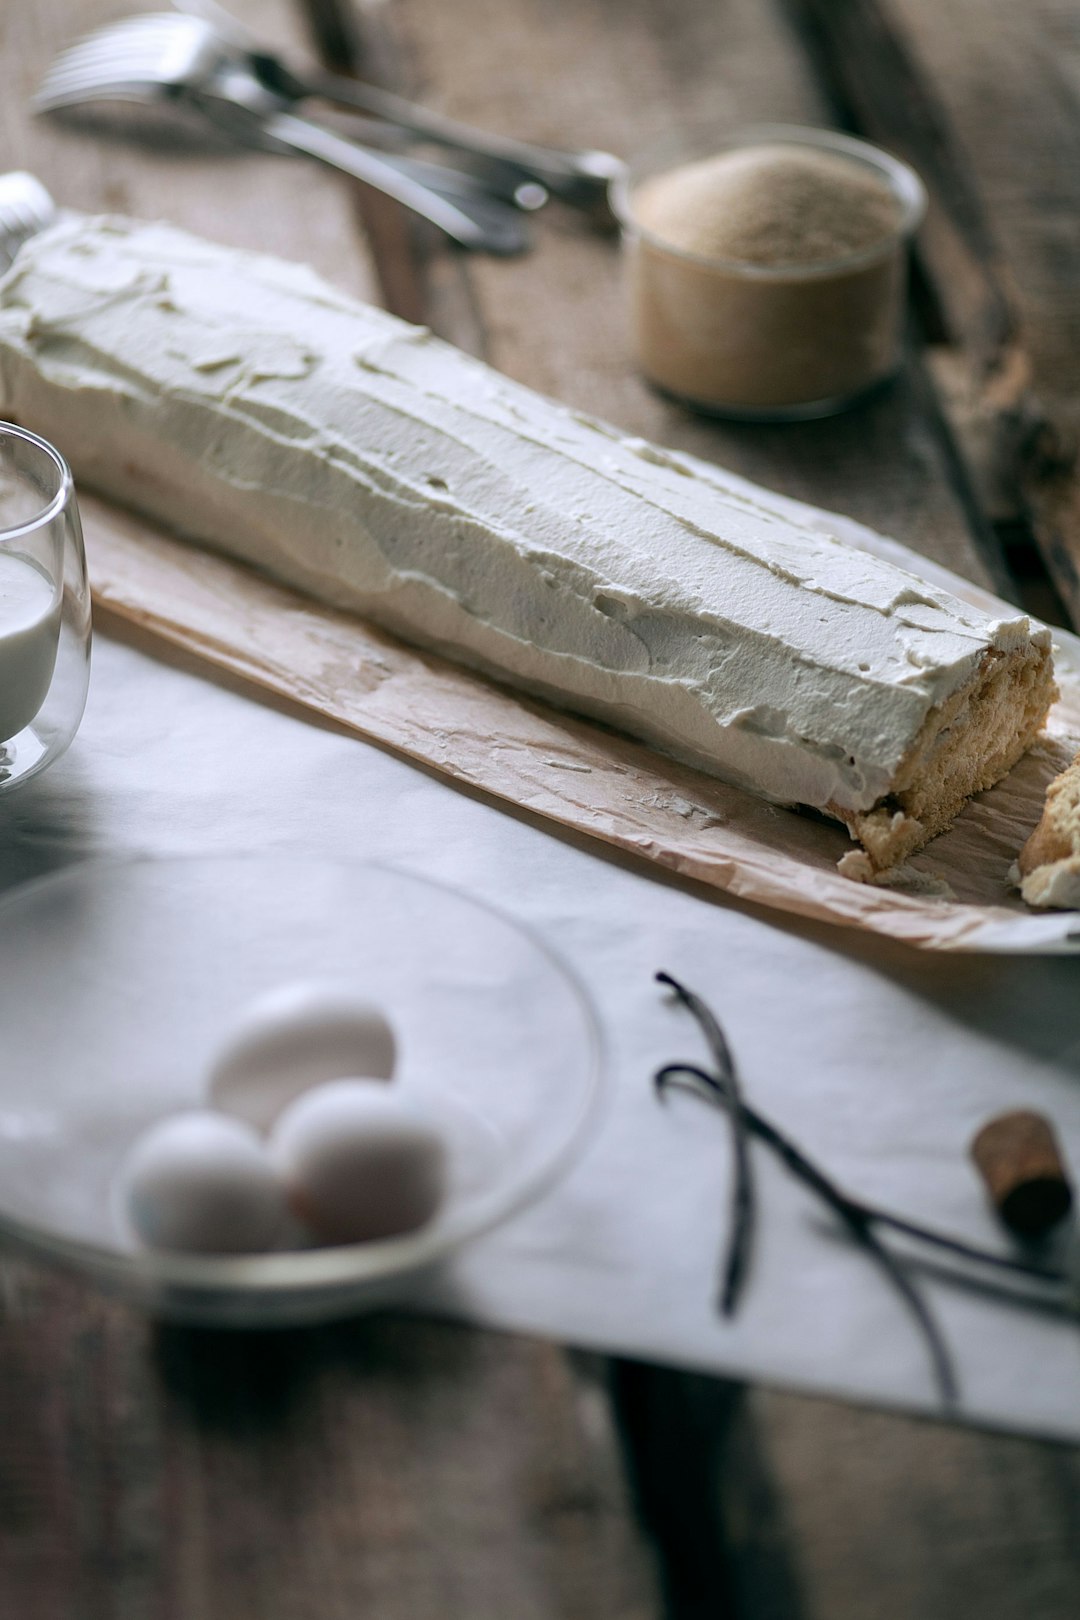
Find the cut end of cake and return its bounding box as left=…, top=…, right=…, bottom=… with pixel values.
left=834, top=636, right=1057, bottom=874
left=1015, top=750, right=1080, bottom=910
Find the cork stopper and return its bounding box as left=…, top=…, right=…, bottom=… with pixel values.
left=970, top=1110, right=1073, bottom=1237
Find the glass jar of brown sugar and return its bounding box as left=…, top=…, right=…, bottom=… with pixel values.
left=612, top=127, right=927, bottom=420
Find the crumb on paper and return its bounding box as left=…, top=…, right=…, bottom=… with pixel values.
left=837, top=849, right=875, bottom=884
left=1015, top=750, right=1080, bottom=910
left=1012, top=856, right=1080, bottom=911
left=542, top=757, right=593, bottom=775
left=644, top=792, right=728, bottom=829
left=838, top=849, right=956, bottom=900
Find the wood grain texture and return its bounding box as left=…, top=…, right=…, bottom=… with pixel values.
left=393, top=0, right=1010, bottom=592
left=892, top=0, right=1080, bottom=626
left=0, top=0, right=379, bottom=298
left=891, top=0, right=1080, bottom=406
left=787, top=0, right=1080, bottom=624
left=0, top=1265, right=660, bottom=1619
left=755, top=1385, right=1080, bottom=1619
left=378, top=1, right=1080, bottom=1614
left=0, top=4, right=664, bottom=1617
left=611, top=1362, right=1080, bottom=1620
left=3, top=0, right=1080, bottom=1616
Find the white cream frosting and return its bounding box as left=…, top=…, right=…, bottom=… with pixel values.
left=0, top=215, right=1050, bottom=812
left=1016, top=859, right=1080, bottom=911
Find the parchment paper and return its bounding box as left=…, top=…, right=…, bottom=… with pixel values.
left=81, top=484, right=1080, bottom=956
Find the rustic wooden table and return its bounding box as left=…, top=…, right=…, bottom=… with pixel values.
left=2, top=1, right=1080, bottom=1615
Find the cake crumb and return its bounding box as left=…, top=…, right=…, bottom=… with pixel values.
left=1016, top=751, right=1080, bottom=910
left=839, top=849, right=955, bottom=900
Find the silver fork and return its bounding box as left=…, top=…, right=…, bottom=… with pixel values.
left=176, top=0, right=625, bottom=213
left=35, top=14, right=529, bottom=255
left=0, top=173, right=57, bottom=275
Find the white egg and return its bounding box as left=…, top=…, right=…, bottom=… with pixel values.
left=208, top=982, right=397, bottom=1131
left=117, top=1110, right=285, bottom=1254
left=269, top=1080, right=447, bottom=1245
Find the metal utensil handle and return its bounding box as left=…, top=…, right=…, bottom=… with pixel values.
left=264, top=61, right=623, bottom=206
left=262, top=109, right=526, bottom=253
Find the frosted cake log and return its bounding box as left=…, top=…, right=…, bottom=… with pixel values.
left=0, top=217, right=1056, bottom=871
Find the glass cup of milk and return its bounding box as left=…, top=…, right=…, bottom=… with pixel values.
left=0, top=422, right=91, bottom=789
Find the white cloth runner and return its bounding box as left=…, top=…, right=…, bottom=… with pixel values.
left=2, top=619, right=1078, bottom=1440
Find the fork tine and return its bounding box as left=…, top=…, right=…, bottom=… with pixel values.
left=34, top=12, right=222, bottom=114
left=42, top=45, right=176, bottom=78
left=56, top=12, right=198, bottom=46
left=49, top=20, right=176, bottom=54
left=46, top=34, right=184, bottom=73
left=33, top=19, right=528, bottom=253
left=39, top=14, right=207, bottom=82
left=40, top=55, right=164, bottom=91
left=50, top=36, right=167, bottom=64
left=41, top=46, right=168, bottom=85
left=36, top=82, right=157, bottom=114
left=35, top=35, right=196, bottom=108
left=77, top=12, right=209, bottom=50
left=36, top=62, right=164, bottom=105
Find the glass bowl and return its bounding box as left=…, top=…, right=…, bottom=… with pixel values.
left=0, top=856, right=605, bottom=1324
left=0, top=421, right=91, bottom=788
left=611, top=125, right=927, bottom=419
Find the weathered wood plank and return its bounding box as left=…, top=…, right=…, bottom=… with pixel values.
left=785, top=0, right=1020, bottom=365
left=0, top=1263, right=660, bottom=1618
left=755, top=1384, right=1080, bottom=1619
left=3, top=3, right=1080, bottom=1618
left=0, top=0, right=379, bottom=298
left=786, top=0, right=1080, bottom=623
left=299, top=0, right=434, bottom=325
left=612, top=1360, right=1080, bottom=1620
left=373, top=2, right=1080, bottom=1615
left=891, top=0, right=1080, bottom=406
left=891, top=0, right=1080, bottom=626
left=610, top=1363, right=801, bottom=1620
left=392, top=0, right=1009, bottom=591
left=0, top=3, right=665, bottom=1615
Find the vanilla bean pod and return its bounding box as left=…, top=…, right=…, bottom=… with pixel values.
left=655, top=971, right=756, bottom=1315
left=654, top=1050, right=1064, bottom=1287
left=657, top=1061, right=960, bottom=1408
left=866, top=1206, right=1064, bottom=1285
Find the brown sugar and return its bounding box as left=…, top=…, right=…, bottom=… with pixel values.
left=632, top=145, right=902, bottom=267
left=621, top=134, right=923, bottom=417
